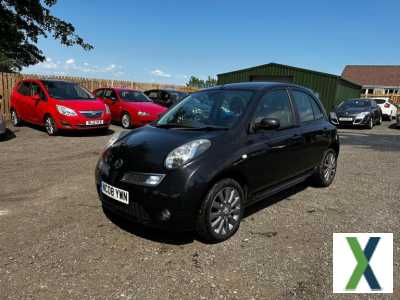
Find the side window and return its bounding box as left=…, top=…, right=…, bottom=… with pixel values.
left=291, top=90, right=315, bottom=123
left=95, top=89, right=104, bottom=97
left=310, top=98, right=324, bottom=120
left=147, top=90, right=159, bottom=100
left=104, top=89, right=117, bottom=100
left=31, top=83, right=46, bottom=99
left=254, top=90, right=294, bottom=129
left=18, top=82, right=31, bottom=96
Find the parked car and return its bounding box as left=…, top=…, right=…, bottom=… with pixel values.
left=0, top=95, right=6, bottom=137
left=330, top=98, right=382, bottom=129
left=144, top=89, right=189, bottom=108
left=93, top=88, right=167, bottom=129
left=374, top=98, right=397, bottom=120
left=10, top=79, right=111, bottom=135
left=396, top=111, right=400, bottom=127
left=96, top=82, right=339, bottom=242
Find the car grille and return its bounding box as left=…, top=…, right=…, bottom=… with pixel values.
left=101, top=194, right=151, bottom=222
left=80, top=110, right=103, bottom=118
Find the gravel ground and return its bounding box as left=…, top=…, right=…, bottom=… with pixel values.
left=0, top=121, right=399, bottom=299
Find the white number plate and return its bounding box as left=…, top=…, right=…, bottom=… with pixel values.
left=101, top=181, right=129, bottom=204
left=86, top=120, right=104, bottom=125
left=339, top=117, right=353, bottom=121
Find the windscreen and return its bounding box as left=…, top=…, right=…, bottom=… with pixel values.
left=42, top=81, right=95, bottom=100
left=157, top=90, right=253, bottom=128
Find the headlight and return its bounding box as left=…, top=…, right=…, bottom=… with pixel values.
left=56, top=105, right=77, bottom=116
left=356, top=112, right=370, bottom=119
left=137, top=111, right=150, bottom=116
left=104, top=131, right=130, bottom=149
left=165, top=139, right=211, bottom=169
left=105, top=104, right=111, bottom=114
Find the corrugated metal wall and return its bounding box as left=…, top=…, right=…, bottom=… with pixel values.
left=217, top=64, right=361, bottom=112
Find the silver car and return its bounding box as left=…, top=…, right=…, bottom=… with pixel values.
left=0, top=95, right=6, bottom=136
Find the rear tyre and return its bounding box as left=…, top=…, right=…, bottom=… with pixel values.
left=45, top=115, right=58, bottom=136
left=121, top=113, right=132, bottom=129
left=377, top=115, right=382, bottom=125
left=310, top=149, right=337, bottom=187
left=10, top=109, right=22, bottom=127
left=196, top=179, right=244, bottom=243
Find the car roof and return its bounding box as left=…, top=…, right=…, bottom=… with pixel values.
left=201, top=82, right=313, bottom=93
left=101, top=87, right=141, bottom=92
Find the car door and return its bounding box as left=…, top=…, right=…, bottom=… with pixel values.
left=289, top=88, right=331, bottom=170
left=14, top=81, right=32, bottom=121
left=30, top=82, right=48, bottom=124
left=103, top=89, right=120, bottom=121
left=241, top=89, right=305, bottom=193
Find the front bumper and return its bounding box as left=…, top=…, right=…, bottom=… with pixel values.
left=133, top=115, right=160, bottom=127
left=95, top=159, right=207, bottom=231
left=335, top=115, right=371, bottom=126
left=56, top=113, right=112, bottom=130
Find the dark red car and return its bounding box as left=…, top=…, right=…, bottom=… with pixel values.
left=93, top=88, right=167, bottom=128
left=10, top=79, right=111, bottom=135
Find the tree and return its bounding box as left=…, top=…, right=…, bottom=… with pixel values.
left=186, top=75, right=217, bottom=89
left=0, top=0, right=93, bottom=72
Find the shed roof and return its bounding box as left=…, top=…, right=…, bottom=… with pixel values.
left=342, top=65, right=400, bottom=86
left=217, top=63, right=360, bottom=87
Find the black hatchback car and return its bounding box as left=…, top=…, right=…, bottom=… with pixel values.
left=144, top=89, right=189, bottom=108
left=96, top=82, right=339, bottom=242
left=330, top=98, right=382, bottom=129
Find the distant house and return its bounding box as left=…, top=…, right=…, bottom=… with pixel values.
left=341, top=65, right=400, bottom=102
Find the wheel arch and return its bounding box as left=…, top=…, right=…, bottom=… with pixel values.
left=207, top=168, right=249, bottom=202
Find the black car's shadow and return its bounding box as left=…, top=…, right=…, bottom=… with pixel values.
left=20, top=123, right=114, bottom=137
left=0, top=128, right=16, bottom=142
left=104, top=182, right=309, bottom=245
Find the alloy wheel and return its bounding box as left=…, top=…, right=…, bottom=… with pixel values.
left=122, top=114, right=131, bottom=128
left=45, top=117, right=56, bottom=135
left=209, top=187, right=241, bottom=237
left=322, top=152, right=336, bottom=182
left=11, top=111, right=18, bottom=126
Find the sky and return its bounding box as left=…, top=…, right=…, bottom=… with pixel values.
left=24, top=0, right=400, bottom=85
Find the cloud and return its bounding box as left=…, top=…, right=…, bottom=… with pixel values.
left=151, top=69, right=171, bottom=78
left=30, top=58, right=125, bottom=78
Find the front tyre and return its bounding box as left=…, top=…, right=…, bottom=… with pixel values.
left=45, top=115, right=58, bottom=136
left=196, top=179, right=244, bottom=243
left=121, top=113, right=132, bottom=129
left=367, top=117, right=373, bottom=129
left=311, top=149, right=337, bottom=187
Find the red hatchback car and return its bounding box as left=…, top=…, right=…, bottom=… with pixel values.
left=10, top=79, right=111, bottom=135
left=93, top=88, right=167, bottom=128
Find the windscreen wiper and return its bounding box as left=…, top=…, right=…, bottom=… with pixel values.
left=152, top=123, right=195, bottom=129
left=187, top=125, right=229, bottom=131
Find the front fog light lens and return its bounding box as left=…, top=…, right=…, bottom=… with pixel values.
left=121, top=172, right=165, bottom=187
left=145, top=175, right=164, bottom=186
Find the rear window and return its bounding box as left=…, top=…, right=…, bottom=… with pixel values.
left=375, top=99, right=386, bottom=104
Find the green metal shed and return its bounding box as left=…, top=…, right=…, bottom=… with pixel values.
left=217, top=63, right=361, bottom=112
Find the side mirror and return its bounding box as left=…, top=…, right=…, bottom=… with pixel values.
left=254, top=117, right=280, bottom=130
left=32, top=94, right=41, bottom=101
left=110, top=96, right=117, bottom=102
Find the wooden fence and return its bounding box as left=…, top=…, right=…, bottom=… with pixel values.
left=0, top=73, right=196, bottom=119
